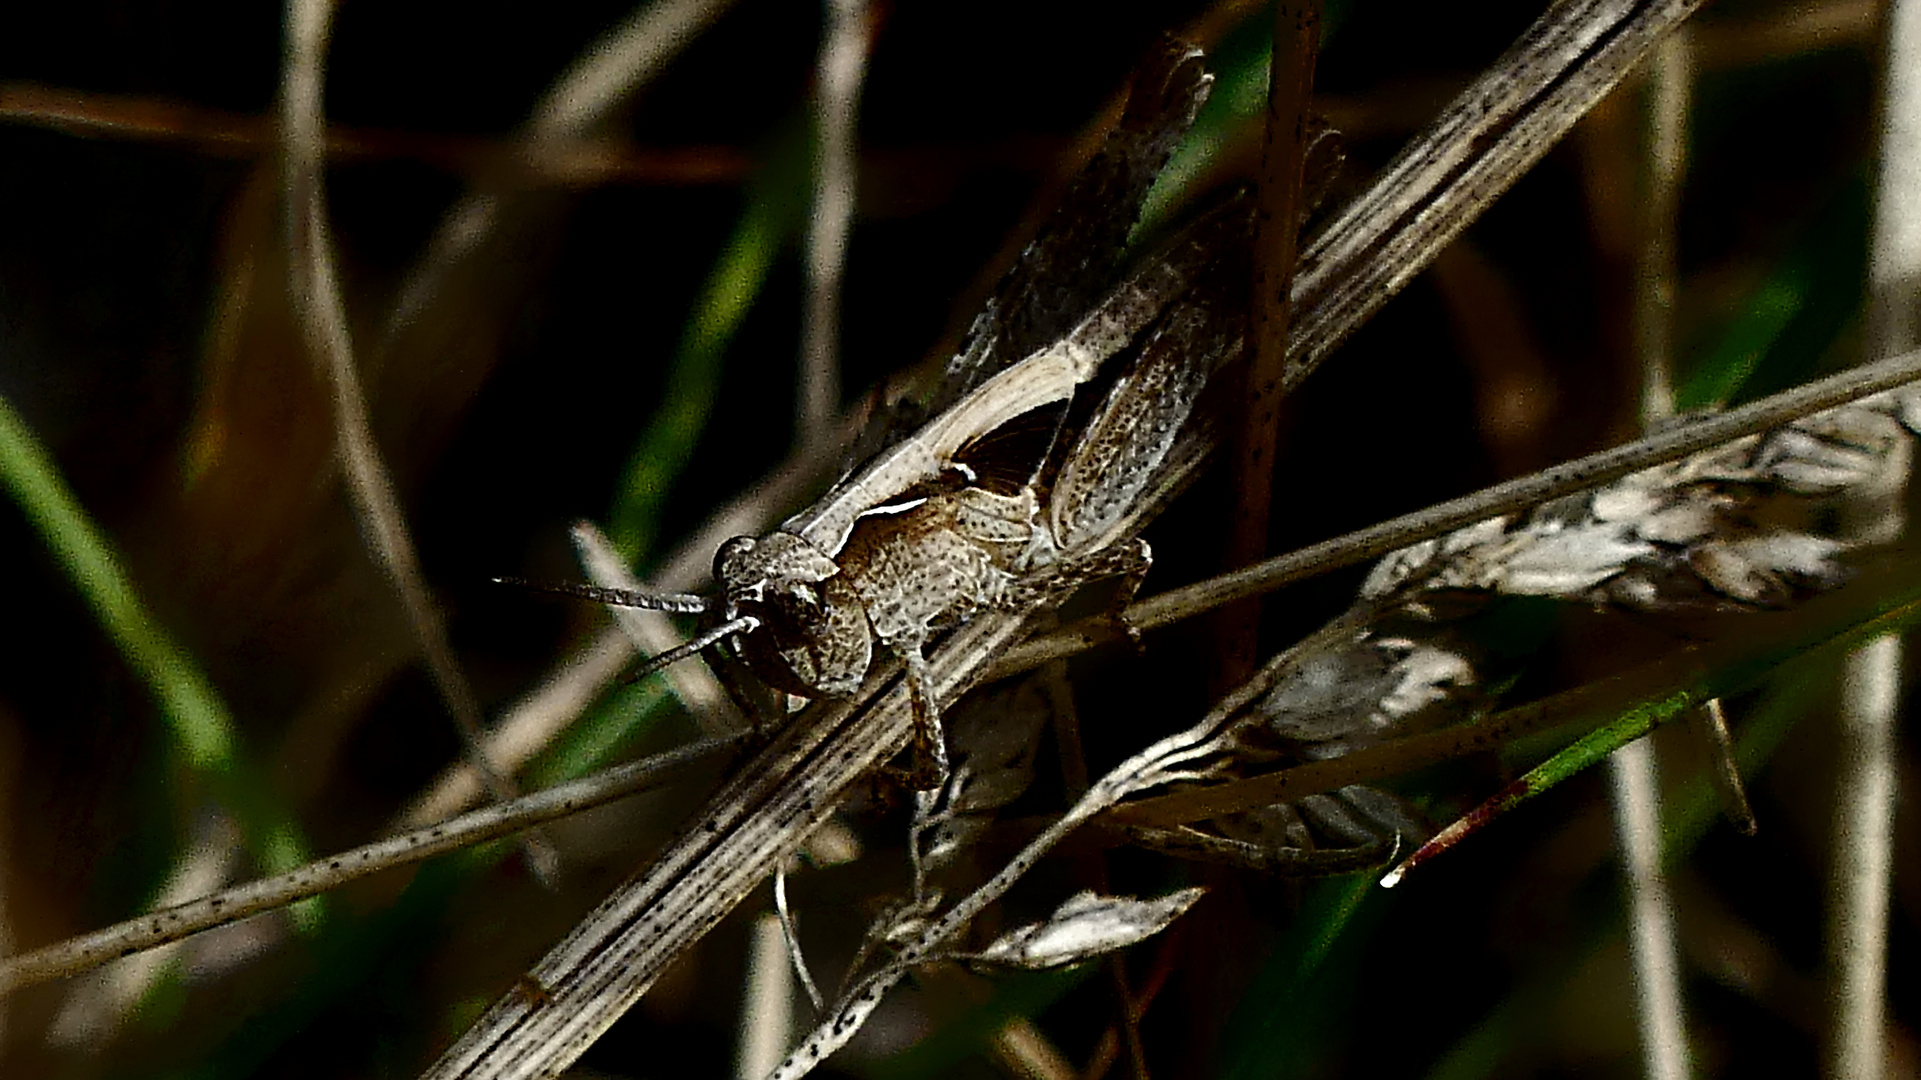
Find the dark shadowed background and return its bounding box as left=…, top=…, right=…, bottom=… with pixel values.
left=0, top=1, right=1912, bottom=1077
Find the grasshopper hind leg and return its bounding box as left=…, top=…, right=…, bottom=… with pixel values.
left=1011, top=538, right=1154, bottom=648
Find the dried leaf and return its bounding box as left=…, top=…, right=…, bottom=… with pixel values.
left=916, top=677, right=1052, bottom=873
left=1244, top=633, right=1474, bottom=745
left=1687, top=533, right=1849, bottom=606
left=1359, top=400, right=1912, bottom=614
left=1207, top=784, right=1422, bottom=865
left=972, top=888, right=1206, bottom=969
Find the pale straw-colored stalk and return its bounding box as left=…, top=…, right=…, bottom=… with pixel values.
left=1607, top=26, right=1693, bottom=1080
left=1824, top=3, right=1921, bottom=1073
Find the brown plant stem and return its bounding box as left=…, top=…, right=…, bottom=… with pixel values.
left=1213, top=0, right=1319, bottom=694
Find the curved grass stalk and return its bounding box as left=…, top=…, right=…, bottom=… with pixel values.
left=381, top=0, right=744, bottom=349
left=281, top=0, right=555, bottom=881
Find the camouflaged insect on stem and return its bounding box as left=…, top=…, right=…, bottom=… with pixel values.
left=579, top=39, right=1229, bottom=784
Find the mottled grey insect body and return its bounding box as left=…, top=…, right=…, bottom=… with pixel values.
left=689, top=36, right=1241, bottom=782
left=716, top=454, right=1142, bottom=780
left=711, top=217, right=1248, bottom=781
left=562, top=38, right=1237, bottom=783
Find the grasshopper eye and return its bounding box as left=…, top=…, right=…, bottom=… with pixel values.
left=714, top=535, right=757, bottom=578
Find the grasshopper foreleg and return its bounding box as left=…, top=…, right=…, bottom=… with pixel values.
left=898, top=642, right=952, bottom=790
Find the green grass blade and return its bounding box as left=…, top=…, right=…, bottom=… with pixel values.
left=1678, top=176, right=1869, bottom=410
left=1387, top=551, right=1921, bottom=887
left=1677, top=273, right=1805, bottom=411
left=0, top=394, right=235, bottom=771
left=1421, top=667, right=1819, bottom=1079
left=0, top=392, right=313, bottom=895
left=1216, top=870, right=1390, bottom=1080
left=606, top=139, right=809, bottom=566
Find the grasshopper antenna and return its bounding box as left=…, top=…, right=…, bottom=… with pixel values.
left=493, top=576, right=712, bottom=614
left=625, top=615, right=760, bottom=685
left=493, top=577, right=754, bottom=683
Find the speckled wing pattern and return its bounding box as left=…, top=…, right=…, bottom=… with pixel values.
left=841, top=36, right=1216, bottom=478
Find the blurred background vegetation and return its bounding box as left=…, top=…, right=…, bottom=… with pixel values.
left=0, top=0, right=1913, bottom=1077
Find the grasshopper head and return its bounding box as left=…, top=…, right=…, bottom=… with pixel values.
left=715, top=533, right=840, bottom=609
left=714, top=532, right=870, bottom=698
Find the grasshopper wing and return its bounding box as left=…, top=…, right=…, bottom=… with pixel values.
left=843, top=37, right=1216, bottom=475
left=1048, top=199, right=1252, bottom=556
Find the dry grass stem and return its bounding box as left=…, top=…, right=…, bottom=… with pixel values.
left=1284, top=0, right=1708, bottom=389
left=417, top=634, right=1002, bottom=1078
left=0, top=734, right=743, bottom=997
left=1824, top=0, right=1921, bottom=1073
left=770, top=867, right=823, bottom=1012
left=279, top=0, right=555, bottom=880
left=379, top=0, right=741, bottom=361
left=1633, top=28, right=1688, bottom=428
left=526, top=0, right=741, bottom=144
left=1608, top=739, right=1692, bottom=1080
left=572, top=521, right=742, bottom=735
left=767, top=717, right=1227, bottom=1078
left=1826, top=635, right=1901, bottom=1080
left=1607, top=27, right=1693, bottom=1080
left=798, top=0, right=871, bottom=448
left=398, top=417, right=853, bottom=827
left=1001, top=344, right=1921, bottom=676
left=1107, top=551, right=1921, bottom=830
left=42, top=816, right=243, bottom=1047
left=1689, top=698, right=1757, bottom=834
left=737, top=913, right=797, bottom=1080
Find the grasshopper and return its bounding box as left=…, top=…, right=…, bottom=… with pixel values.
left=559, top=40, right=1245, bottom=783
left=434, top=40, right=1257, bottom=1077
